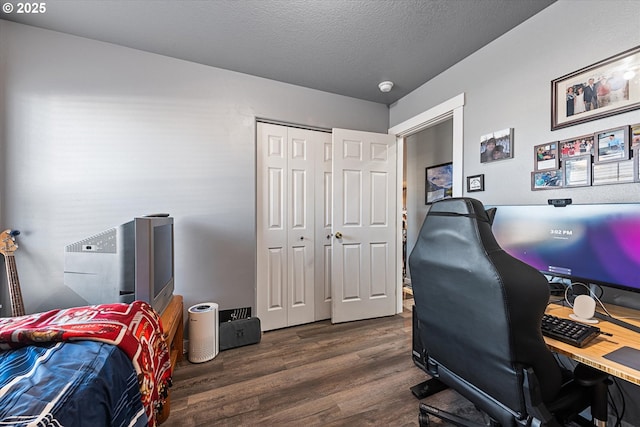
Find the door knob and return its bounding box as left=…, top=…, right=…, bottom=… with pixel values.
left=334, top=231, right=343, bottom=239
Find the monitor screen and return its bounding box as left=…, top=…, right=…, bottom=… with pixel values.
left=491, top=203, right=640, bottom=293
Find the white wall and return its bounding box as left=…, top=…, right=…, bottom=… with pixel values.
left=0, top=20, right=389, bottom=317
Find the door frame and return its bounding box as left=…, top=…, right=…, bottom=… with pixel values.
left=388, top=93, right=465, bottom=314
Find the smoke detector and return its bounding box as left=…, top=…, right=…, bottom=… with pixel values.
left=378, top=81, right=394, bottom=93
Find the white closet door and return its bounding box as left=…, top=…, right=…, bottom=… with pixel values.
left=314, top=133, right=332, bottom=321
left=257, top=123, right=289, bottom=330
left=285, top=127, right=316, bottom=327
left=257, top=123, right=318, bottom=330
left=331, top=128, right=397, bottom=323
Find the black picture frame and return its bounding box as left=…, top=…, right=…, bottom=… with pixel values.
left=551, top=45, right=640, bottom=130
left=594, top=126, right=630, bottom=163
left=425, top=162, right=453, bottom=204
left=466, top=174, right=484, bottom=192
left=534, top=142, right=559, bottom=171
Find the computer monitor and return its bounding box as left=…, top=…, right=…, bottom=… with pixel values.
left=491, top=203, right=640, bottom=294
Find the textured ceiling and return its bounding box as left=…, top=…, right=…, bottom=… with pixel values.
left=2, top=0, right=556, bottom=105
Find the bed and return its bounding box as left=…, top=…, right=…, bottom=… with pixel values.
left=0, top=301, right=172, bottom=427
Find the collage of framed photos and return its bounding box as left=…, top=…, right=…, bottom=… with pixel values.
left=531, top=123, right=640, bottom=190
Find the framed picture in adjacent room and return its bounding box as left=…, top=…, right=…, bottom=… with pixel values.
left=594, top=126, right=630, bottom=163
left=531, top=169, right=563, bottom=190
left=551, top=45, right=640, bottom=130
left=425, top=162, right=453, bottom=204
left=534, top=142, right=559, bottom=171
left=563, top=155, right=592, bottom=187
left=559, top=134, right=595, bottom=159
left=466, top=174, right=484, bottom=192
left=480, top=128, right=514, bottom=163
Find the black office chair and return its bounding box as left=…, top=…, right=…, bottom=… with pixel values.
left=408, top=197, right=609, bottom=427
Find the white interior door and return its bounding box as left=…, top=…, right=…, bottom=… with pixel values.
left=257, top=123, right=316, bottom=330
left=286, top=127, right=317, bottom=326
left=314, top=133, right=333, bottom=321
left=331, top=128, right=397, bottom=323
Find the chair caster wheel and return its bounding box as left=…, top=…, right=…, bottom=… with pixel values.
left=418, top=412, right=430, bottom=426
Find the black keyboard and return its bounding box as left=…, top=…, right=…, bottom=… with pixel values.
left=541, top=314, right=601, bottom=347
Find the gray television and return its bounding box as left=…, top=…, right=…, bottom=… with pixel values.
left=64, top=215, right=175, bottom=315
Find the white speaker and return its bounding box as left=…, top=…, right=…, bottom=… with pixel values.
left=569, top=295, right=598, bottom=324
left=188, top=302, right=219, bottom=363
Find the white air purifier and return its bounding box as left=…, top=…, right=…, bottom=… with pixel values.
left=188, top=302, right=219, bottom=363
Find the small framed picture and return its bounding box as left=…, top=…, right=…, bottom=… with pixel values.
left=595, top=126, right=630, bottom=163
left=592, top=160, right=635, bottom=185
left=466, top=174, right=484, bottom=192
left=563, top=155, right=592, bottom=187
left=559, top=134, right=595, bottom=159
left=480, top=128, right=514, bottom=163
left=531, top=169, right=563, bottom=191
left=631, top=123, right=640, bottom=150
left=425, top=162, right=453, bottom=204
left=534, top=142, right=559, bottom=171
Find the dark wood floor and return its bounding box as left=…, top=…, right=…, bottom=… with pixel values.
left=164, top=301, right=478, bottom=426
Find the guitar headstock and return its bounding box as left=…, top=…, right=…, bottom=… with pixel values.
left=0, top=229, right=20, bottom=256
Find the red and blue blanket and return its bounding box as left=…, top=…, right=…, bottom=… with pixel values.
left=0, top=301, right=171, bottom=427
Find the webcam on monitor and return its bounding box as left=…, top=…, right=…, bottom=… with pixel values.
left=548, top=198, right=572, bottom=207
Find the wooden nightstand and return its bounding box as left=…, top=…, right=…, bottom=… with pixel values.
left=158, top=294, right=184, bottom=424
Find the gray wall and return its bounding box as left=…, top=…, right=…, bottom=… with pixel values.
left=0, top=20, right=389, bottom=317
left=391, top=2, right=640, bottom=424
left=391, top=0, right=640, bottom=206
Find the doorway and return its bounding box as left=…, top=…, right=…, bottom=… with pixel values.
left=389, top=93, right=465, bottom=313
left=402, top=119, right=453, bottom=289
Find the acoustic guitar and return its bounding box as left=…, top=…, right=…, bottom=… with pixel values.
left=0, top=229, right=25, bottom=316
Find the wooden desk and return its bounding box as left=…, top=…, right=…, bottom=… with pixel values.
left=545, top=303, right=640, bottom=386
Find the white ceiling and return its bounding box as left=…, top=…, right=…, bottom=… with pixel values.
left=2, top=0, right=556, bottom=105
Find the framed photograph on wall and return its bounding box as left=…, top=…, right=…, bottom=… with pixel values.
left=480, top=128, right=513, bottom=163
left=635, top=147, right=640, bottom=182
left=632, top=123, right=640, bottom=150
left=594, top=126, right=629, bottom=163
left=425, top=162, right=453, bottom=204
left=531, top=169, right=563, bottom=190
left=559, top=134, right=595, bottom=159
left=592, top=160, right=635, bottom=185
left=563, top=155, right=592, bottom=187
left=551, top=45, right=640, bottom=130
left=534, top=142, right=559, bottom=171
left=466, top=174, right=484, bottom=192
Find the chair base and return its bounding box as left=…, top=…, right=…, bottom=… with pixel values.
left=411, top=377, right=448, bottom=400
left=419, top=402, right=493, bottom=427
